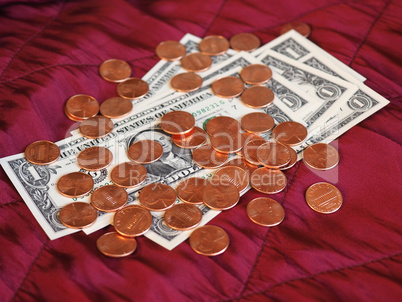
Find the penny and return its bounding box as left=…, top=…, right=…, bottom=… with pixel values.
left=64, top=107, right=85, bottom=122
left=189, top=225, right=229, bottom=256
left=90, top=185, right=128, bottom=212
left=117, top=77, right=149, bottom=100
left=205, top=116, right=240, bottom=136
left=181, top=52, right=212, bottom=72
left=57, top=172, right=94, bottom=198
left=230, top=33, right=261, bottom=52
left=176, top=177, right=209, bottom=205
left=58, top=202, right=97, bottom=229
left=247, top=197, right=285, bottom=227
left=210, top=131, right=244, bottom=154
left=139, top=183, right=177, bottom=212
left=114, top=205, right=152, bottom=237
left=212, top=166, right=249, bottom=194
left=250, top=168, right=287, bottom=194
left=99, top=59, right=132, bottom=83
left=172, top=126, right=208, bottom=149
left=65, top=94, right=99, bottom=121
left=242, top=139, right=266, bottom=165
left=127, top=139, right=163, bottom=164
left=77, top=146, right=113, bottom=171
left=211, top=76, right=244, bottom=98
left=305, top=182, right=342, bottom=214
left=99, top=97, right=133, bottom=119
left=110, top=162, right=147, bottom=188
left=199, top=35, right=230, bottom=56
left=241, top=112, right=275, bottom=134
left=241, top=86, right=275, bottom=108
left=241, top=132, right=264, bottom=145
left=240, top=64, right=272, bottom=85
left=24, top=140, right=60, bottom=165
left=223, top=157, right=259, bottom=176
left=192, top=144, right=228, bottom=169
left=155, top=40, right=186, bottom=61
left=202, top=182, right=240, bottom=211
left=79, top=115, right=114, bottom=139
left=280, top=146, right=298, bottom=170
left=161, top=111, right=195, bottom=135
left=170, top=72, right=203, bottom=92
left=280, top=22, right=311, bottom=38
left=164, top=203, right=202, bottom=231
left=97, top=232, right=137, bottom=257
left=257, top=142, right=291, bottom=169
left=272, top=121, right=308, bottom=146
left=303, top=143, right=339, bottom=170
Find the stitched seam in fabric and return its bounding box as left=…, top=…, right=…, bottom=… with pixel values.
left=202, top=0, right=229, bottom=36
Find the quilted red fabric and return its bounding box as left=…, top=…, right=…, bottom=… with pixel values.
left=1, top=0, right=401, bottom=301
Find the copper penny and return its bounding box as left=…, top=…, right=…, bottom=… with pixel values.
left=155, top=40, right=186, bottom=61
left=257, top=142, right=291, bottom=169
left=57, top=172, right=94, bottom=198
left=139, top=183, right=177, bottom=212
left=79, top=115, right=114, bottom=139
left=241, top=86, right=275, bottom=108
left=272, top=121, right=308, bottom=146
left=280, top=146, right=298, bottom=170
left=65, top=94, right=99, bottom=121
left=205, top=116, right=240, bottom=136
left=114, top=205, right=152, bottom=237
left=230, top=32, right=261, bottom=52
left=99, top=59, right=132, bottom=83
left=117, top=77, right=149, bottom=100
left=210, top=131, right=244, bottom=154
left=247, top=197, right=285, bottom=227
left=241, top=112, right=275, bottom=134
left=303, top=143, right=339, bottom=170
left=250, top=168, right=287, bottom=194
left=172, top=126, right=207, bottom=149
left=305, top=182, right=342, bottom=214
left=240, top=64, right=272, bottom=85
left=212, top=166, right=249, bottom=194
left=24, top=140, right=60, bottom=165
left=242, top=139, right=266, bottom=165
left=241, top=132, right=264, bottom=145
left=202, top=182, right=239, bottom=210
left=161, top=111, right=195, bottom=135
left=164, top=203, right=202, bottom=231
left=170, top=72, right=203, bottom=92
left=90, top=185, right=128, bottom=212
left=176, top=177, right=209, bottom=205
left=100, top=97, right=133, bottom=119
left=189, top=225, right=229, bottom=256
left=64, top=107, right=85, bottom=122
left=97, top=232, right=137, bottom=257
left=211, top=76, right=244, bottom=98
left=58, top=202, right=97, bottom=229
left=181, top=52, right=212, bottom=72
left=192, top=144, right=228, bottom=169
left=223, top=157, right=259, bottom=176
left=199, top=35, right=229, bottom=56
left=77, top=146, right=113, bottom=171
left=127, top=139, right=163, bottom=164
left=280, top=22, right=311, bottom=38
left=110, top=162, right=147, bottom=188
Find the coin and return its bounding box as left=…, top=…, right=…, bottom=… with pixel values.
left=280, top=22, right=311, bottom=37
left=240, top=64, right=272, bottom=85
left=223, top=157, right=259, bottom=176
left=58, top=202, right=97, bottom=229
left=170, top=72, right=203, bottom=92
left=96, top=232, right=137, bottom=258
left=99, top=97, right=133, bottom=119
left=189, top=225, right=229, bottom=256
left=176, top=177, right=209, bottom=205
left=303, top=143, right=339, bottom=170
left=117, top=77, right=149, bottom=100
left=257, top=142, right=291, bottom=169
left=161, top=111, right=195, bottom=135
left=64, top=106, right=85, bottom=122
left=205, top=116, right=240, bottom=136
left=114, top=205, right=152, bottom=236
left=242, top=139, right=266, bottom=165
left=110, top=162, right=147, bottom=188
left=164, top=203, right=202, bottom=231
left=210, top=131, right=244, bottom=154
left=155, top=40, right=186, bottom=61
left=211, top=76, right=244, bottom=98
left=139, top=183, right=177, bottom=212
left=272, top=121, right=308, bottom=146
left=192, top=144, right=228, bottom=169
left=77, top=146, right=113, bottom=171
left=250, top=168, right=287, bottom=194
left=99, top=59, right=132, bottom=83
left=79, top=115, right=114, bottom=139
left=90, top=185, right=128, bottom=212
left=229, top=32, right=261, bottom=52
left=172, top=126, right=207, bottom=149
left=240, top=112, right=275, bottom=134
left=202, top=182, right=239, bottom=210
left=57, top=172, right=94, bottom=198
left=212, top=166, right=249, bottom=194
left=246, top=197, right=285, bottom=227
left=240, top=86, right=275, bottom=108
left=280, top=146, right=298, bottom=170
left=65, top=94, right=99, bottom=121
left=198, top=35, right=229, bottom=56
left=305, top=182, right=342, bottom=214
left=181, top=52, right=212, bottom=72
left=127, top=139, right=163, bottom=164
left=24, top=140, right=60, bottom=165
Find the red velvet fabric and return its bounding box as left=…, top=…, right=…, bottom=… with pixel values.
left=1, top=0, right=401, bottom=301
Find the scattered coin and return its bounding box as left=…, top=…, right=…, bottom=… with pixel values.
left=202, top=182, right=240, bottom=211
left=99, top=97, right=133, bottom=119
left=240, top=86, right=275, bottom=108
left=155, top=40, right=186, bottom=61
left=96, top=232, right=137, bottom=258
left=272, top=121, right=308, bottom=146
left=250, top=168, right=287, bottom=194
left=172, top=126, right=207, bottom=149
left=90, top=185, right=128, bottom=212
left=64, top=107, right=85, bottom=122
left=229, top=32, right=261, bottom=52
left=192, top=144, right=228, bottom=169
left=114, top=205, right=153, bottom=237
left=212, top=166, right=249, bottom=194
left=205, top=116, right=240, bottom=136
left=99, top=59, right=132, bottom=83
left=65, top=94, right=99, bottom=121
left=240, top=112, right=275, bottom=134
left=117, top=77, right=149, bottom=100
left=303, top=143, right=339, bottom=170
left=223, top=157, right=259, bottom=176
left=181, top=52, right=212, bottom=72
left=240, top=64, right=272, bottom=85
left=305, top=182, right=342, bottom=214
left=210, top=131, right=244, bottom=154
left=127, top=139, right=163, bottom=164
left=247, top=197, right=285, bottom=227
left=189, top=225, right=229, bottom=256
left=280, top=146, right=298, bottom=170
left=164, top=203, right=202, bottom=231
left=199, top=35, right=230, bottom=56
left=79, top=115, right=114, bottom=139
left=242, top=139, right=267, bottom=165
left=161, top=110, right=195, bottom=135
left=170, top=72, right=203, bottom=92
left=280, top=22, right=311, bottom=37
left=257, top=142, right=291, bottom=169
left=58, top=202, right=98, bottom=228
left=139, top=183, right=177, bottom=212
left=57, top=172, right=94, bottom=198
left=24, top=140, right=60, bottom=165
left=76, top=146, right=113, bottom=171
left=176, top=177, right=210, bottom=205
left=110, top=162, right=147, bottom=188
left=211, top=76, right=244, bottom=98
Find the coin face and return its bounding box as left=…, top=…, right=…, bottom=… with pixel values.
left=241, top=112, right=275, bottom=134
left=202, top=182, right=239, bottom=210
left=305, top=182, right=342, bottom=214
left=280, top=22, right=311, bottom=37
left=211, top=76, right=244, bottom=98
left=181, top=52, right=212, bottom=72
left=189, top=225, right=229, bottom=256
left=223, top=157, right=258, bottom=177
left=155, top=40, right=186, bottom=61
left=114, top=205, right=153, bottom=236
left=58, top=202, right=98, bottom=229
left=96, top=232, right=137, bottom=258
left=57, top=172, right=94, bottom=198
left=65, top=94, right=99, bottom=120
left=176, top=177, right=210, bottom=205
left=172, top=126, right=207, bottom=149
left=79, top=115, right=114, bottom=139
left=240, top=86, right=275, bottom=108
left=160, top=110, right=195, bottom=135
left=240, top=64, right=272, bottom=85
left=164, top=203, right=202, bottom=231
left=242, top=139, right=267, bottom=165
left=247, top=197, right=285, bottom=227
left=170, top=72, right=203, bottom=92
left=257, top=142, right=291, bottom=169
left=303, top=143, right=339, bottom=170
left=229, top=33, right=261, bottom=52
left=127, top=139, right=163, bottom=164
left=99, top=59, right=132, bottom=83
left=192, top=144, right=228, bottom=169
left=210, top=131, right=244, bottom=154
left=139, top=183, right=177, bottom=212
left=24, top=140, right=60, bottom=165
left=99, top=97, right=133, bottom=119
left=199, top=35, right=229, bottom=56
left=205, top=116, right=240, bottom=136
left=117, top=77, right=149, bottom=100
left=272, top=121, right=308, bottom=146
left=212, top=166, right=249, bottom=194
left=77, top=146, right=113, bottom=171
left=250, top=168, right=287, bottom=194
left=110, top=162, right=147, bottom=188
left=280, top=146, right=298, bottom=170
left=90, top=185, right=128, bottom=212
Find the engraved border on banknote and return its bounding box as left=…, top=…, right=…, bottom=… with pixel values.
left=271, top=38, right=310, bottom=60
left=303, top=57, right=346, bottom=81
left=266, top=78, right=308, bottom=111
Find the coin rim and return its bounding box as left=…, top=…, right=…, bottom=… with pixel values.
left=246, top=197, right=285, bottom=227
left=24, top=140, right=60, bottom=165
left=305, top=182, right=343, bottom=214
left=57, top=172, right=94, bottom=198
